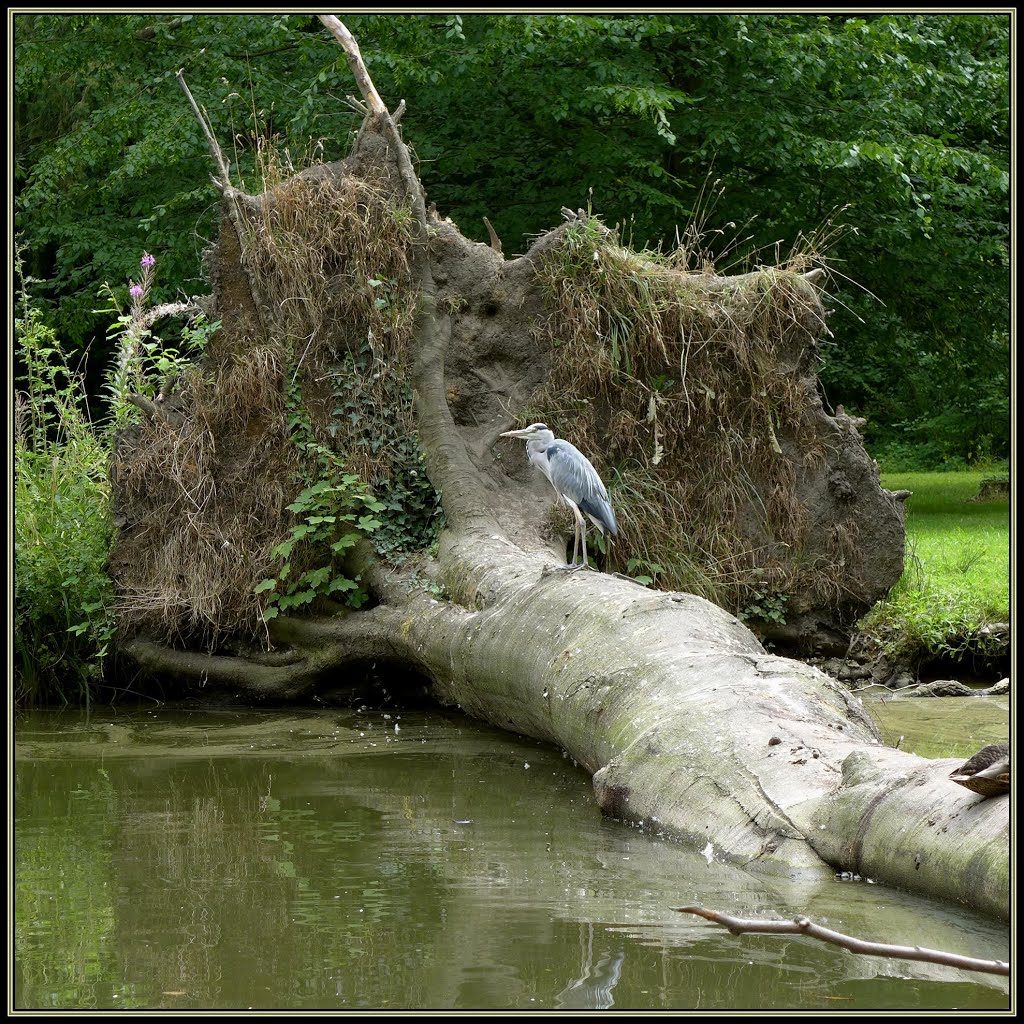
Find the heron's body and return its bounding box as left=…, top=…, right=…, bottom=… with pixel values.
left=501, top=422, right=617, bottom=568
left=545, top=439, right=618, bottom=538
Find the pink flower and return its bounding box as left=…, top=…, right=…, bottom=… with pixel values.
left=140, top=253, right=156, bottom=269
left=130, top=284, right=144, bottom=299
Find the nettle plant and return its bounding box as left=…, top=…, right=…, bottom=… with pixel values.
left=14, top=247, right=114, bottom=702
left=739, top=582, right=789, bottom=627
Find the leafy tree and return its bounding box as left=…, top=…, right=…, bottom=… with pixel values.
left=14, top=13, right=1008, bottom=464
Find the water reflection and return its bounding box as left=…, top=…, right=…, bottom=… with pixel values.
left=556, top=924, right=625, bottom=1009
left=14, top=706, right=1009, bottom=1011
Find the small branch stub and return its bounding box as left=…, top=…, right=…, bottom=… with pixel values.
left=127, top=393, right=183, bottom=429
left=483, top=217, right=503, bottom=256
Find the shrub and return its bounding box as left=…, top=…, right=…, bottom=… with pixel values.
left=14, top=252, right=114, bottom=704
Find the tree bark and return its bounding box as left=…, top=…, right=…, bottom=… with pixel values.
left=114, top=19, right=1008, bottom=922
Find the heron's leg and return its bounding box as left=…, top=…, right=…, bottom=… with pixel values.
left=567, top=504, right=587, bottom=571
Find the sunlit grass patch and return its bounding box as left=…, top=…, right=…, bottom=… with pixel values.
left=858, top=471, right=1009, bottom=663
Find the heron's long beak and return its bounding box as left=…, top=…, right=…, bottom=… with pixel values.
left=500, top=428, right=532, bottom=439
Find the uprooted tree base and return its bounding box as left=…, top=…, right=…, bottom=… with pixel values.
left=109, top=26, right=1006, bottom=922
left=110, top=124, right=906, bottom=659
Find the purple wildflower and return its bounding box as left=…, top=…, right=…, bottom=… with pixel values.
left=140, top=253, right=156, bottom=269
left=130, top=284, right=144, bottom=299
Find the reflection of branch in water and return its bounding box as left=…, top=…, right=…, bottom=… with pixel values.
left=674, top=906, right=1009, bottom=977
left=556, top=921, right=626, bottom=1009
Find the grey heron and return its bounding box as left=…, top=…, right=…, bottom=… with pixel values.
left=500, top=422, right=618, bottom=569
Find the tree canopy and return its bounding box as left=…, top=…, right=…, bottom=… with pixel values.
left=13, top=12, right=1009, bottom=465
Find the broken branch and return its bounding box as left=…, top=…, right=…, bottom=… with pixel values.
left=673, top=906, right=1009, bottom=976
left=126, top=394, right=183, bottom=429
left=318, top=15, right=387, bottom=116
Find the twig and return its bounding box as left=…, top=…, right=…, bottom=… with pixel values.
left=344, top=95, right=370, bottom=116
left=175, top=71, right=270, bottom=338
left=176, top=73, right=261, bottom=213
left=157, top=372, right=178, bottom=403
left=175, top=69, right=232, bottom=187
left=673, top=906, right=1009, bottom=976
left=136, top=300, right=201, bottom=332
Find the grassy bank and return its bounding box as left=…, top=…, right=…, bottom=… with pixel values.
left=858, top=470, right=1010, bottom=667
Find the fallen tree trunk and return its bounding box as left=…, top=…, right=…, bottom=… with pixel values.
left=112, top=17, right=1008, bottom=921
left=124, top=528, right=1009, bottom=918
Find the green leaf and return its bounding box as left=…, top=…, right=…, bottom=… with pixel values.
left=301, top=566, right=331, bottom=589
left=327, top=576, right=358, bottom=593
left=330, top=532, right=361, bottom=552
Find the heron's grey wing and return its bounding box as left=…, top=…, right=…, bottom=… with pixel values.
left=546, top=441, right=618, bottom=536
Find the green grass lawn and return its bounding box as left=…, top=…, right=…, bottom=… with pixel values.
left=858, top=470, right=1010, bottom=663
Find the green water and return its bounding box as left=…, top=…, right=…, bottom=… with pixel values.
left=14, top=706, right=1009, bottom=1011
left=864, top=694, right=1009, bottom=760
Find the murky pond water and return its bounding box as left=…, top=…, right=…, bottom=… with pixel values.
left=14, top=706, right=1009, bottom=1011
left=863, top=693, right=1009, bottom=759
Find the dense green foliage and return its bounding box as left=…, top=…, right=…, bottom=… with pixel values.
left=14, top=257, right=115, bottom=704
left=13, top=246, right=222, bottom=703
left=14, top=13, right=1008, bottom=465
left=859, top=470, right=1009, bottom=665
